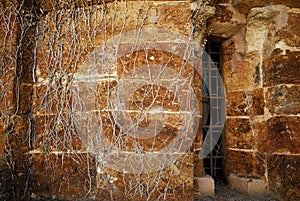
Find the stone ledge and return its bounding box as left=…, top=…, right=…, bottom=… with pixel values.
left=227, top=173, right=269, bottom=196
left=194, top=175, right=215, bottom=196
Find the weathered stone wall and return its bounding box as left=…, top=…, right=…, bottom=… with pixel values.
left=0, top=1, right=38, bottom=199
left=28, top=1, right=208, bottom=200
left=213, top=1, right=300, bottom=200
left=0, top=0, right=299, bottom=200
left=0, top=1, right=19, bottom=199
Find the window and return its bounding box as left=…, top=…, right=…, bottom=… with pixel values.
left=202, top=41, right=225, bottom=181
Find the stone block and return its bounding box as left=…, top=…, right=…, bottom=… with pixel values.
left=223, top=61, right=254, bottom=91
left=208, top=4, right=246, bottom=38
left=268, top=154, right=300, bottom=201
left=225, top=118, right=253, bottom=149
left=7, top=115, right=30, bottom=154
left=225, top=150, right=265, bottom=178
left=117, top=48, right=194, bottom=79
left=232, top=0, right=300, bottom=15
left=39, top=0, right=186, bottom=13
left=194, top=151, right=205, bottom=177
left=36, top=1, right=193, bottom=81
left=226, top=88, right=264, bottom=116
left=276, top=11, right=300, bottom=47
left=156, top=3, right=192, bottom=36
left=227, top=173, right=268, bottom=196
left=266, top=84, right=300, bottom=115
left=33, top=114, right=84, bottom=152
left=31, top=153, right=95, bottom=200
left=32, top=84, right=74, bottom=115
left=194, top=175, right=215, bottom=196
left=263, top=49, right=300, bottom=87
left=255, top=116, right=300, bottom=154
left=96, top=153, right=194, bottom=201
left=222, top=40, right=236, bottom=63
left=96, top=110, right=194, bottom=153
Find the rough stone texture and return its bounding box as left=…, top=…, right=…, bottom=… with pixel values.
left=221, top=5, right=300, bottom=200
left=225, top=150, right=265, bottom=178
left=39, top=0, right=188, bottom=12
left=276, top=11, right=300, bottom=47
left=194, top=154, right=205, bottom=177
left=223, top=61, right=254, bottom=91
left=232, top=0, right=300, bottom=15
left=266, top=84, right=300, bottom=115
left=255, top=116, right=300, bottom=154
left=35, top=1, right=192, bottom=82
left=33, top=114, right=84, bottom=152
left=194, top=175, right=215, bottom=196
left=0, top=118, right=5, bottom=154
left=0, top=2, right=19, bottom=116
left=5, top=115, right=32, bottom=199
left=263, top=49, right=300, bottom=87
left=96, top=153, right=194, bottom=201
left=31, top=1, right=201, bottom=200
left=208, top=4, right=246, bottom=38
left=225, top=118, right=253, bottom=149
left=228, top=174, right=268, bottom=196
left=0, top=1, right=299, bottom=200
left=31, top=153, right=95, bottom=200
left=226, top=89, right=264, bottom=116
left=268, top=154, right=300, bottom=201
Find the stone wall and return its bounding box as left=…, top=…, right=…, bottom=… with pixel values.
left=21, top=0, right=209, bottom=200
left=213, top=1, right=300, bottom=200
left=0, top=0, right=299, bottom=201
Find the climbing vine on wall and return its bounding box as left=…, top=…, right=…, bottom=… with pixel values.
left=0, top=0, right=213, bottom=200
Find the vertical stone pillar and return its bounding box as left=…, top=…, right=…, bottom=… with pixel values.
left=222, top=4, right=300, bottom=200
left=258, top=6, right=300, bottom=200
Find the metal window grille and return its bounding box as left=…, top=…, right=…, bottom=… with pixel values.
left=202, top=41, right=225, bottom=181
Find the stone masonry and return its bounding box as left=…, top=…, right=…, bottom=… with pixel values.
left=0, top=0, right=299, bottom=201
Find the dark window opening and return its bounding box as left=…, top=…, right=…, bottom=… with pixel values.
left=202, top=41, right=225, bottom=183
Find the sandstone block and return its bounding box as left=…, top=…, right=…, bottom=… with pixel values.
left=227, top=173, right=268, bottom=196
left=266, top=84, right=300, bottom=115
left=255, top=116, right=300, bottom=154
left=268, top=154, right=300, bottom=201
left=263, top=49, right=300, bottom=87
left=96, top=153, right=194, bottom=201
left=226, top=88, right=264, bottom=116
left=223, top=61, right=254, bottom=91
left=31, top=153, right=95, bottom=200
left=225, top=150, right=265, bottom=178
left=225, top=118, right=253, bottom=149
left=276, top=11, right=300, bottom=47
left=33, top=114, right=84, bottom=152
left=194, top=151, right=205, bottom=177
left=194, top=175, right=215, bottom=196
left=0, top=82, right=15, bottom=116
left=222, top=40, right=236, bottom=63
left=208, top=4, right=246, bottom=38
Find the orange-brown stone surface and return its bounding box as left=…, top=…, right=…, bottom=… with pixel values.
left=226, top=89, right=264, bottom=116
left=225, top=150, right=265, bottom=178
left=268, top=154, right=300, bottom=201
left=263, top=49, right=300, bottom=87
left=225, top=118, right=253, bottom=149
left=255, top=116, right=300, bottom=154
